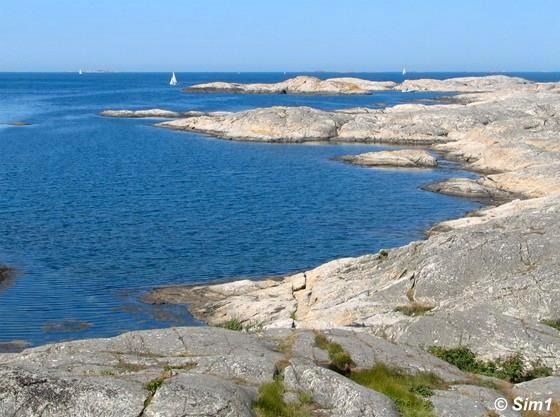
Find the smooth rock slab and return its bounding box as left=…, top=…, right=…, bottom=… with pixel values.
left=431, top=385, right=521, bottom=417
left=423, top=177, right=514, bottom=200
left=158, top=106, right=349, bottom=142
left=399, top=75, right=532, bottom=92
left=514, top=376, right=560, bottom=402
left=340, top=149, right=438, bottom=168
left=0, top=367, right=146, bottom=417
left=186, top=75, right=397, bottom=95
left=144, top=374, right=254, bottom=417
left=100, top=109, right=182, bottom=118
left=284, top=360, right=400, bottom=417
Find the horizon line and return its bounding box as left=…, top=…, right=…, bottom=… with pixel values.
left=1, top=70, right=559, bottom=74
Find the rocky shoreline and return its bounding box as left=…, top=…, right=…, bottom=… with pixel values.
left=185, top=74, right=533, bottom=95
left=3, top=75, right=560, bottom=416
left=143, top=78, right=560, bottom=359
left=7, top=327, right=558, bottom=417
left=339, top=149, right=438, bottom=168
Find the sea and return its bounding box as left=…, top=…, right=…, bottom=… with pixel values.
left=1, top=71, right=558, bottom=347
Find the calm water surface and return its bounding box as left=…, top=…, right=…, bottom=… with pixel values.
left=1, top=72, right=557, bottom=346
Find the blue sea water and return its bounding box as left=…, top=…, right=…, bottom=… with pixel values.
left=0, top=72, right=558, bottom=347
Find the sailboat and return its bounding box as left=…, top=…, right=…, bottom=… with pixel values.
left=402, top=67, right=407, bottom=76
left=78, top=69, right=83, bottom=75
left=169, top=72, right=178, bottom=86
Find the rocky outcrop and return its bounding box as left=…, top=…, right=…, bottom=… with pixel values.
left=146, top=193, right=560, bottom=372
left=152, top=78, right=560, bottom=199
left=0, top=327, right=473, bottom=417
left=155, top=80, right=560, bottom=155
left=158, top=106, right=350, bottom=142
left=100, top=109, right=183, bottom=118
left=40, top=75, right=560, bottom=414
left=399, top=75, right=532, bottom=92
left=422, top=177, right=515, bottom=200
left=431, top=385, right=521, bottom=417
left=283, top=360, right=399, bottom=417
left=186, top=75, right=532, bottom=95
left=513, top=376, right=560, bottom=403
left=186, top=75, right=397, bottom=95
left=340, top=149, right=438, bottom=168
left=144, top=76, right=560, bottom=374
left=2, top=326, right=555, bottom=416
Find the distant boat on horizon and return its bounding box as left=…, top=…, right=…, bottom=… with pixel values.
left=78, top=69, right=83, bottom=75
left=169, top=72, right=178, bottom=86
left=402, top=67, right=407, bottom=76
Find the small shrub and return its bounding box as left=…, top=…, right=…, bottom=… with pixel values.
left=221, top=318, right=244, bottom=331
left=351, top=364, right=445, bottom=417
left=522, top=362, right=553, bottom=381
left=410, top=384, right=435, bottom=398
left=330, top=351, right=354, bottom=372
left=145, top=376, right=165, bottom=395
left=428, top=346, right=552, bottom=383
left=314, top=333, right=355, bottom=373
left=298, top=391, right=313, bottom=405
left=254, top=380, right=286, bottom=417
left=428, top=346, right=479, bottom=373
left=253, top=378, right=313, bottom=417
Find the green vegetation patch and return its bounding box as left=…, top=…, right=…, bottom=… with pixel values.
left=428, top=346, right=552, bottom=383
left=219, top=318, right=265, bottom=332
left=541, top=319, right=560, bottom=331
left=145, top=375, right=166, bottom=396
left=221, top=318, right=244, bottom=331
left=253, top=378, right=313, bottom=417
left=314, top=333, right=355, bottom=373
left=351, top=364, right=445, bottom=417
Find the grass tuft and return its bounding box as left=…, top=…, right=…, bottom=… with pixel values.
left=219, top=318, right=265, bottom=332
left=145, top=376, right=165, bottom=396
left=221, top=318, right=244, bottom=331
left=314, top=333, right=354, bottom=373
left=541, top=319, right=560, bottom=331
left=351, top=364, right=445, bottom=417
left=253, top=378, right=313, bottom=417
left=428, top=346, right=552, bottom=383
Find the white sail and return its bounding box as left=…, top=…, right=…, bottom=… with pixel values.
left=402, top=67, right=406, bottom=76
left=169, top=72, right=178, bottom=86
left=78, top=69, right=83, bottom=75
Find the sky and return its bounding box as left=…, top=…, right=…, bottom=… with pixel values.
left=1, top=0, right=559, bottom=72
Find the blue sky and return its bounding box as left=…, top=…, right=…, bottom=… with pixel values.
left=1, top=0, right=558, bottom=72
